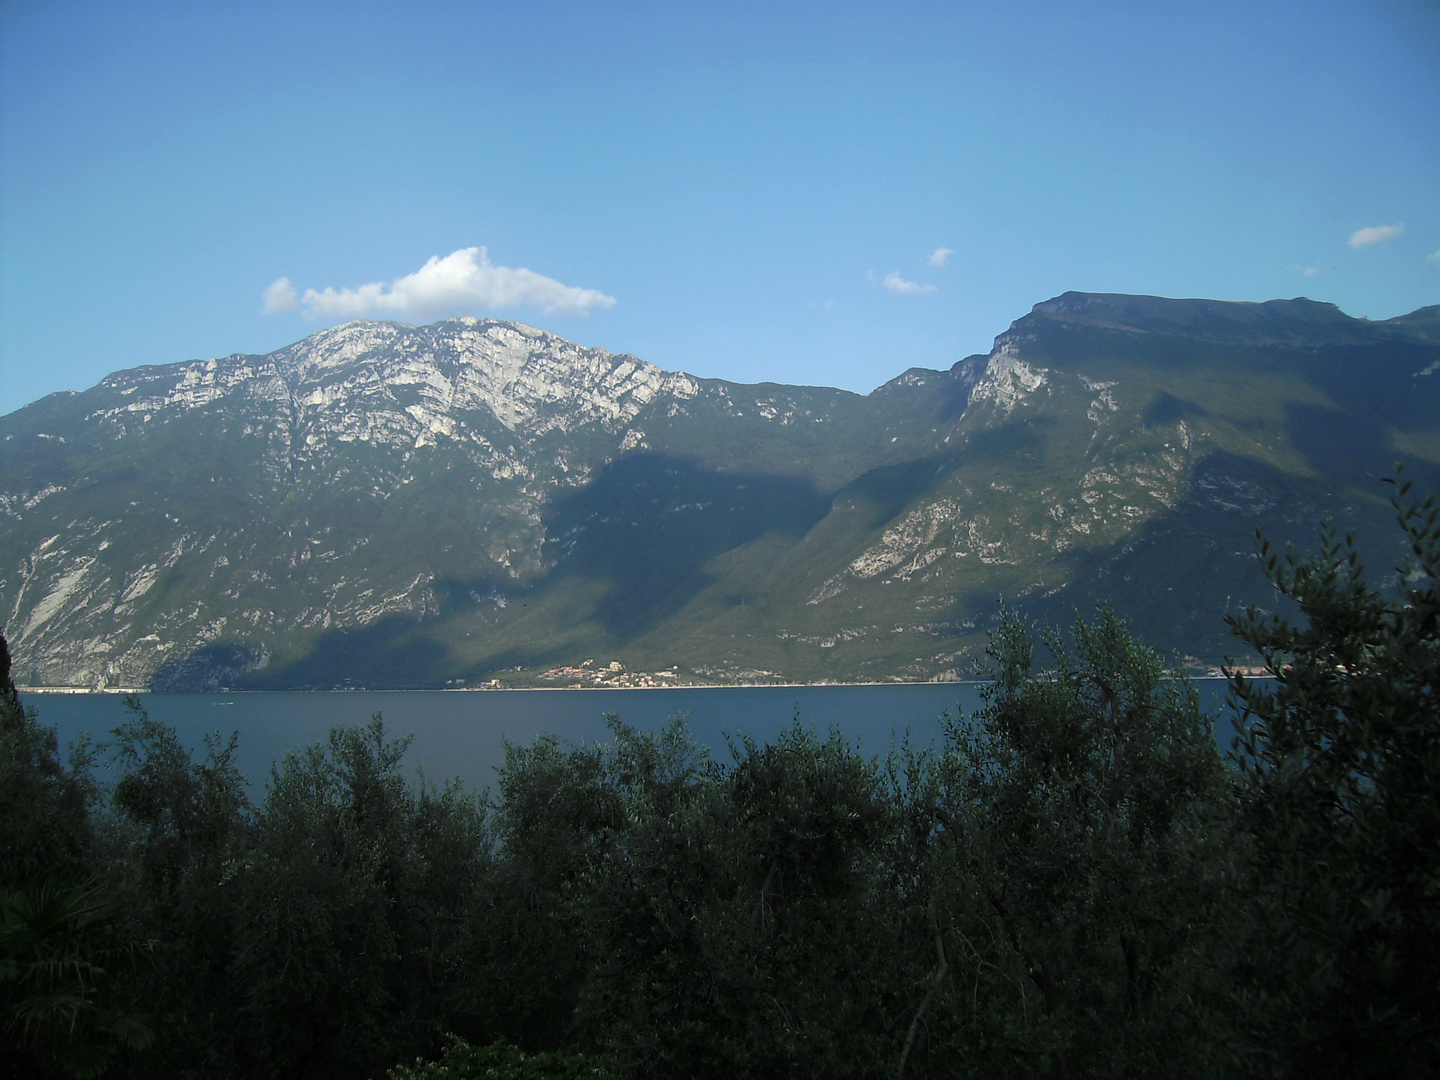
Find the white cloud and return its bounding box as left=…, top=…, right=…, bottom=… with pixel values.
left=262, top=277, right=298, bottom=314
left=1349, top=223, right=1404, bottom=248
left=269, top=247, right=617, bottom=320
left=1291, top=264, right=1322, bottom=277
left=1428, top=249, right=1440, bottom=264
left=927, top=247, right=954, bottom=268
left=883, top=271, right=937, bottom=295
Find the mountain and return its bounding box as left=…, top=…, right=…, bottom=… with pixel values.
left=3, top=294, right=1438, bottom=690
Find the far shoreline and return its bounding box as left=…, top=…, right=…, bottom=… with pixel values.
left=15, top=675, right=1249, bottom=696
left=15, top=681, right=987, bottom=694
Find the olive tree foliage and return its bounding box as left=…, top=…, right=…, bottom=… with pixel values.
left=89, top=705, right=492, bottom=1080
left=922, top=608, right=1231, bottom=1080
left=481, top=717, right=707, bottom=1061
left=104, top=697, right=252, bottom=1045
left=567, top=718, right=912, bottom=1080
left=389, top=1035, right=605, bottom=1080
left=476, top=712, right=934, bottom=1079
left=228, top=717, right=493, bottom=1080
left=0, top=633, right=93, bottom=886
left=0, top=635, right=152, bottom=1080
left=1223, top=475, right=1440, bottom=1076
left=482, top=725, right=630, bottom=1052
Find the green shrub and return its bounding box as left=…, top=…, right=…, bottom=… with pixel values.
left=1222, top=474, right=1440, bottom=1074
left=389, top=1036, right=605, bottom=1079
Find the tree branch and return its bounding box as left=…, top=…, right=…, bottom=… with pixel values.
left=897, top=917, right=949, bottom=1080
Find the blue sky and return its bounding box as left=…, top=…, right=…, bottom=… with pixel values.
left=2, top=0, right=1437, bottom=416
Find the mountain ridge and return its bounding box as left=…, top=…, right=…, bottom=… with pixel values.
left=4, top=293, right=1438, bottom=689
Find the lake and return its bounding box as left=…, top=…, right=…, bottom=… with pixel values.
left=25, top=681, right=1240, bottom=796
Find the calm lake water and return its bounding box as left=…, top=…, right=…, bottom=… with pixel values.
left=27, top=681, right=1239, bottom=796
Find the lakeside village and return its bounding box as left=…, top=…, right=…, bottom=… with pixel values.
left=437, top=659, right=698, bottom=690
left=536, top=659, right=685, bottom=689
left=466, top=659, right=944, bottom=690
left=462, top=659, right=876, bottom=690
left=470, top=657, right=1269, bottom=691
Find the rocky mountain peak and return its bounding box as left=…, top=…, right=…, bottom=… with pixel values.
left=81, top=318, right=706, bottom=455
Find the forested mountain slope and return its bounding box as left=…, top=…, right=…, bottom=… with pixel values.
left=3, top=293, right=1437, bottom=688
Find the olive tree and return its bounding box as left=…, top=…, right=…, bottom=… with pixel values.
left=927, top=607, right=1231, bottom=1079
left=229, top=717, right=491, bottom=1079
left=1224, top=475, right=1440, bottom=1075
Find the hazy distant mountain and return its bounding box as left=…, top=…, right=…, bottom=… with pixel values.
left=4, top=294, right=1438, bottom=689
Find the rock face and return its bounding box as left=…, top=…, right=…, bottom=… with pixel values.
left=3, top=296, right=1438, bottom=689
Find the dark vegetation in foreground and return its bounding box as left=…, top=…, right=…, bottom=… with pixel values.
left=2, top=477, right=1438, bottom=1079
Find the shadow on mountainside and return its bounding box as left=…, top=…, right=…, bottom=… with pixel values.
left=156, top=439, right=1440, bottom=691
left=174, top=455, right=835, bottom=689
left=235, top=568, right=564, bottom=690
left=1143, top=392, right=1208, bottom=428
left=150, top=642, right=271, bottom=692
left=933, top=357, right=988, bottom=422
left=204, top=614, right=574, bottom=691
left=1286, top=399, right=1396, bottom=488
left=821, top=409, right=1051, bottom=534
left=184, top=617, right=455, bottom=691
left=541, top=452, right=834, bottom=639
left=837, top=455, right=955, bottom=532
left=1015, top=451, right=1429, bottom=666
left=1259, top=336, right=1440, bottom=484
left=1284, top=364, right=1440, bottom=490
